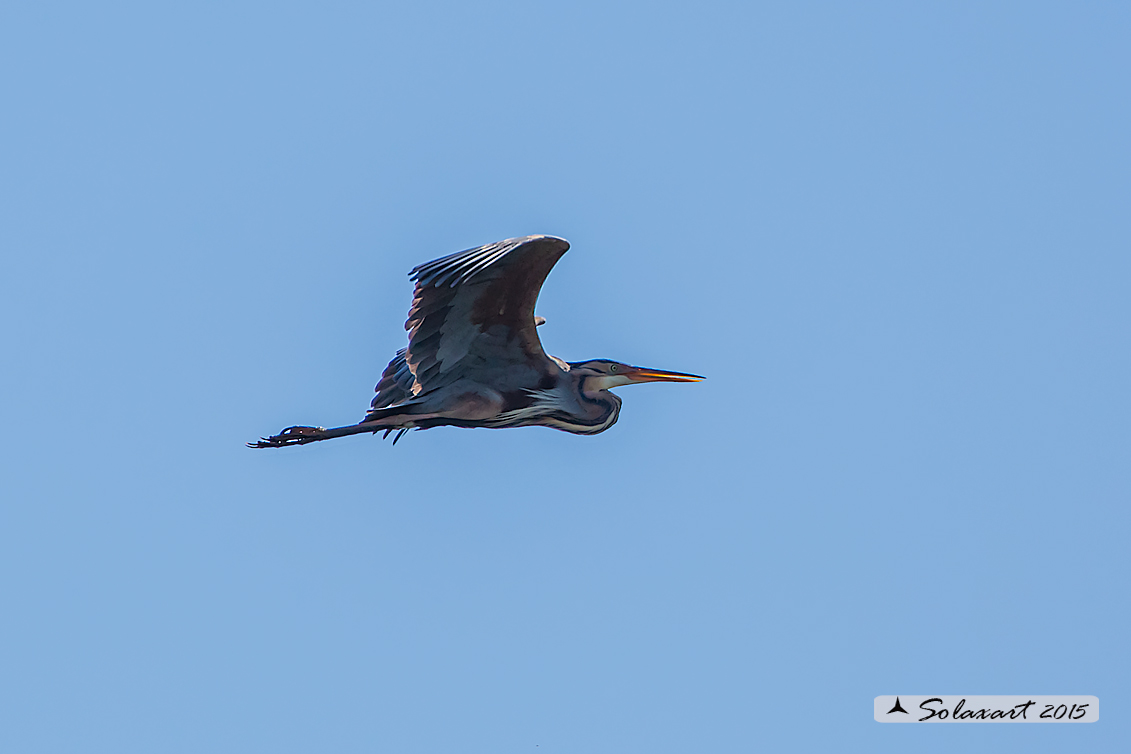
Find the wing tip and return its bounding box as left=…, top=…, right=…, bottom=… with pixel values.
left=408, top=234, right=570, bottom=285
left=520, top=234, right=570, bottom=256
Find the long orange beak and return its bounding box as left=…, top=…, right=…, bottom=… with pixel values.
left=622, top=365, right=705, bottom=383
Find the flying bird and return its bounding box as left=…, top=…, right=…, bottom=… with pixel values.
left=250, top=235, right=702, bottom=448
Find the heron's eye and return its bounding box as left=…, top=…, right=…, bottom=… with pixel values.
left=609, top=364, right=619, bottom=373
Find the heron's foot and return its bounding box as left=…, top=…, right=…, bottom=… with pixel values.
left=247, top=425, right=326, bottom=449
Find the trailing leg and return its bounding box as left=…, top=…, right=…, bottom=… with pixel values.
left=248, top=401, right=426, bottom=448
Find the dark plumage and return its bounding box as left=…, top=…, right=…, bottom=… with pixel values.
left=250, top=235, right=702, bottom=448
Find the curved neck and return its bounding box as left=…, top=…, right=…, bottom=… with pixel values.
left=566, top=375, right=622, bottom=434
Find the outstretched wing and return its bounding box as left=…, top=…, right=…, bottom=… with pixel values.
left=398, top=235, right=569, bottom=396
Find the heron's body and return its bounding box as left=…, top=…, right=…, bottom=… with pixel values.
left=251, top=235, right=701, bottom=448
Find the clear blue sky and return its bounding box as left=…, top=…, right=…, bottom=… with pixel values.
left=1, top=2, right=1127, bottom=752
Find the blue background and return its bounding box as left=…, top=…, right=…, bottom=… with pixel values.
left=2, top=2, right=1127, bottom=751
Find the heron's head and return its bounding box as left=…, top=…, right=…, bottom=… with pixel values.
left=567, top=359, right=704, bottom=391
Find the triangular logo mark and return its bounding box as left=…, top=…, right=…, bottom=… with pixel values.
left=887, top=697, right=909, bottom=714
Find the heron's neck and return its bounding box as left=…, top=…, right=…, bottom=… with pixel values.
left=576, top=376, right=623, bottom=421
left=524, top=373, right=621, bottom=435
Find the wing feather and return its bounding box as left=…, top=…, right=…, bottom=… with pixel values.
left=370, top=348, right=415, bottom=411
left=402, top=235, right=569, bottom=394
